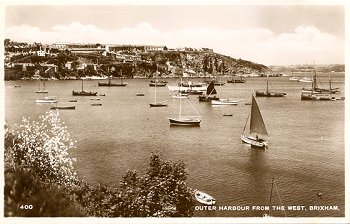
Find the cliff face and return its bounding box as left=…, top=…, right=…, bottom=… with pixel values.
left=140, top=51, right=269, bottom=75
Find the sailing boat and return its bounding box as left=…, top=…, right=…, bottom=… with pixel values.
left=72, top=79, right=97, bottom=96
left=149, top=76, right=168, bottom=107
left=241, top=95, right=268, bottom=148
left=115, top=69, right=128, bottom=86
left=289, top=72, right=298, bottom=81
left=36, top=79, right=48, bottom=93
left=227, top=75, right=246, bottom=83
left=255, top=75, right=286, bottom=97
left=169, top=97, right=201, bottom=126
left=302, top=70, right=340, bottom=94
left=263, top=177, right=287, bottom=217
left=211, top=77, right=238, bottom=105
left=198, top=81, right=219, bottom=102
left=98, top=75, right=117, bottom=86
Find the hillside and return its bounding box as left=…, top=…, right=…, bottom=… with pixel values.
left=5, top=50, right=270, bottom=80
left=140, top=51, right=269, bottom=75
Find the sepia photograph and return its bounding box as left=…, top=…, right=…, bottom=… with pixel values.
left=1, top=0, right=349, bottom=223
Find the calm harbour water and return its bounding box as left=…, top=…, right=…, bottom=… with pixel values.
left=5, top=73, right=345, bottom=217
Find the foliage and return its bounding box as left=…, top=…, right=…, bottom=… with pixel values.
left=4, top=112, right=194, bottom=217
left=4, top=169, right=84, bottom=217
left=117, top=154, right=195, bottom=217
left=6, top=111, right=78, bottom=186
left=71, top=154, right=195, bottom=217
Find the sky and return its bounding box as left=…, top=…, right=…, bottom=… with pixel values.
left=3, top=3, right=347, bottom=66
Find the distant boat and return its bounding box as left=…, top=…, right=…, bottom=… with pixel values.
left=149, top=77, right=168, bottom=107
left=205, top=79, right=226, bottom=86
left=171, top=92, right=189, bottom=99
left=241, top=95, right=268, bottom=149
left=36, top=96, right=58, bottom=103
left=255, top=75, right=286, bottom=97
left=289, top=72, right=298, bottom=81
left=14, top=85, right=22, bottom=88
left=194, top=190, right=216, bottom=205
left=51, top=105, right=76, bottom=110
left=136, top=93, right=145, bottom=96
left=149, top=79, right=167, bottom=87
left=169, top=97, right=201, bottom=126
left=301, top=71, right=340, bottom=94
left=198, top=81, right=220, bottom=102
left=98, top=76, right=118, bottom=86
left=298, top=77, right=313, bottom=83
left=91, top=98, right=100, bottom=101
left=36, top=79, right=48, bottom=93
left=301, top=93, right=333, bottom=101
left=212, top=78, right=239, bottom=105
left=167, top=80, right=207, bottom=92
left=91, top=103, right=102, bottom=106
left=72, top=79, right=97, bottom=96
left=227, top=75, right=246, bottom=83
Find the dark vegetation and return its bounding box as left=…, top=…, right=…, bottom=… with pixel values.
left=4, top=112, right=195, bottom=217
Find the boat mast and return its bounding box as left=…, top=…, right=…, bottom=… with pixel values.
left=179, top=97, right=182, bottom=118
left=329, top=75, right=332, bottom=90
left=242, top=113, right=250, bottom=134
left=268, top=177, right=274, bottom=216
left=120, top=69, right=123, bottom=84
left=266, top=75, right=269, bottom=93
left=81, top=79, right=84, bottom=91
left=154, top=65, right=157, bottom=103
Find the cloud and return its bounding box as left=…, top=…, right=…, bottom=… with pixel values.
left=5, top=22, right=343, bottom=65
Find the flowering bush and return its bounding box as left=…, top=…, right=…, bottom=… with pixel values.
left=4, top=112, right=194, bottom=217
left=7, top=110, right=77, bottom=186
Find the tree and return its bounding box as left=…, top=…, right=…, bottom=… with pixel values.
left=118, top=154, right=195, bottom=217
left=6, top=111, right=78, bottom=186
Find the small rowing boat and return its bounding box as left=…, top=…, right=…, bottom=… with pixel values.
left=194, top=190, right=216, bottom=205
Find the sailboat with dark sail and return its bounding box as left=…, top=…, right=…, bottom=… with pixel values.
left=241, top=95, right=268, bottom=148
left=72, top=79, right=97, bottom=96
left=198, top=81, right=219, bottom=102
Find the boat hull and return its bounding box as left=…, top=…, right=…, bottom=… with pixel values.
left=169, top=118, right=201, bottom=126
left=211, top=99, right=238, bottom=105
left=72, top=91, right=97, bottom=96
left=149, top=102, right=168, bottom=107
left=150, top=82, right=167, bottom=87
left=194, top=190, right=216, bottom=205
left=98, top=82, right=128, bottom=87
left=198, top=95, right=220, bottom=102
left=227, top=79, right=246, bottom=83
left=301, top=93, right=333, bottom=101
left=51, top=106, right=76, bottom=110
left=255, top=91, right=286, bottom=97
left=168, top=85, right=207, bottom=92
left=241, top=134, right=268, bottom=149
left=36, top=99, right=58, bottom=103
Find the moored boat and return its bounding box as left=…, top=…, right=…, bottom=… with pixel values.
left=227, top=76, right=246, bottom=83
left=194, top=190, right=216, bottom=205
left=73, top=79, right=97, bottom=96
left=169, top=97, right=201, bottom=126
left=51, top=106, right=76, bottom=110
left=36, top=96, right=58, bottom=103
left=149, top=79, right=167, bottom=87
left=255, top=75, right=286, bottom=97
left=198, top=81, right=219, bottom=102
